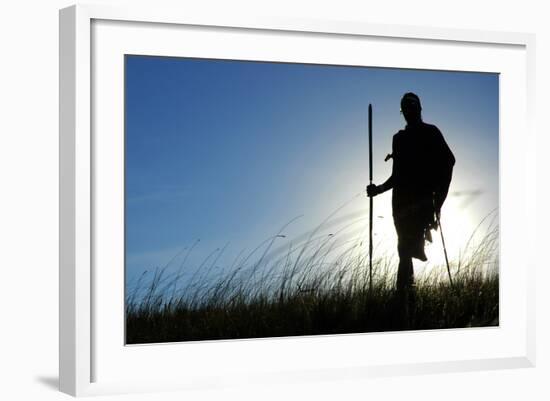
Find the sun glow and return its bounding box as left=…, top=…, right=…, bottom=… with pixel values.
left=419, top=197, right=476, bottom=276
left=358, top=193, right=484, bottom=280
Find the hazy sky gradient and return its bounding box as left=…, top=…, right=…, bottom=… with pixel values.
left=125, top=55, right=498, bottom=286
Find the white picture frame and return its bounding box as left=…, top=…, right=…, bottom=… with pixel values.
left=59, top=3, right=536, bottom=397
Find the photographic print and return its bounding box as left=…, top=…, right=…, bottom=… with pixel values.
left=124, top=55, right=499, bottom=345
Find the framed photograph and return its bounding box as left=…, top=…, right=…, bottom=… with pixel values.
left=59, top=4, right=536, bottom=397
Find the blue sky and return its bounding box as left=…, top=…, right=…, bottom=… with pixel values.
left=125, top=55, right=499, bottom=288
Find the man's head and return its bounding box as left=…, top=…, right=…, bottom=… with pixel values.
left=400, top=92, right=422, bottom=124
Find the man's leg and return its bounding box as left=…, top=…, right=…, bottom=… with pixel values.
left=395, top=243, right=415, bottom=329
left=396, top=254, right=414, bottom=293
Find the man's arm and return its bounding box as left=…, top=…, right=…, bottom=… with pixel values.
left=374, top=174, right=394, bottom=195
left=367, top=135, right=397, bottom=197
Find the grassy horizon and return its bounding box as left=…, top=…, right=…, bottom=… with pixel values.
left=125, top=212, right=499, bottom=345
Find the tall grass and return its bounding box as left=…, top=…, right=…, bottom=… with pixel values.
left=125, top=211, right=499, bottom=344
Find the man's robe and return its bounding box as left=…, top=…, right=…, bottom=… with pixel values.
left=387, top=121, right=455, bottom=260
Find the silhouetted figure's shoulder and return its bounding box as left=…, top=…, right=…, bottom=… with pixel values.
left=392, top=122, right=448, bottom=149
left=421, top=122, right=438, bottom=130
left=421, top=122, right=445, bottom=138
left=393, top=129, right=406, bottom=140
left=420, top=122, right=455, bottom=165
left=394, top=122, right=441, bottom=136
left=391, top=128, right=406, bottom=148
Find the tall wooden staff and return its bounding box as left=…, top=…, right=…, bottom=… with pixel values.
left=368, top=104, right=373, bottom=292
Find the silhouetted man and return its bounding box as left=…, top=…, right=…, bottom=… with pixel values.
left=367, top=93, right=455, bottom=322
